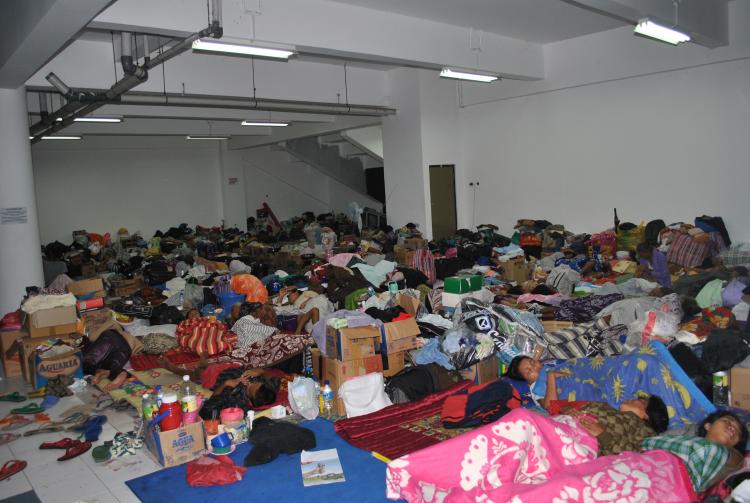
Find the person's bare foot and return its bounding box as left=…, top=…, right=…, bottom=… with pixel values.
left=91, top=369, right=108, bottom=385
left=104, top=371, right=128, bottom=391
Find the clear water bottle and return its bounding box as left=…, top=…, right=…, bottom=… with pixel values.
left=141, top=393, right=158, bottom=422
left=322, top=380, right=334, bottom=415
left=180, top=375, right=198, bottom=414
left=712, top=371, right=729, bottom=406
left=367, top=286, right=375, bottom=298
left=313, top=377, right=321, bottom=402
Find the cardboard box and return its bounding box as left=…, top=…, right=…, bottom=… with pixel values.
left=404, top=238, right=428, bottom=250
left=380, top=318, right=420, bottom=355
left=29, top=305, right=77, bottom=329
left=323, top=355, right=384, bottom=416
left=145, top=420, right=206, bottom=467
left=68, top=278, right=105, bottom=298
left=33, top=346, right=83, bottom=389
left=394, top=246, right=416, bottom=266
left=499, top=257, right=532, bottom=283
left=325, top=325, right=381, bottom=361
left=460, top=356, right=499, bottom=384
left=730, top=367, right=750, bottom=411
left=442, top=291, right=473, bottom=309
left=80, top=263, right=97, bottom=278
left=394, top=293, right=421, bottom=316
left=0, top=330, right=27, bottom=378
left=110, top=277, right=145, bottom=297
left=444, top=275, right=483, bottom=294
left=28, top=319, right=79, bottom=339
left=382, top=351, right=406, bottom=378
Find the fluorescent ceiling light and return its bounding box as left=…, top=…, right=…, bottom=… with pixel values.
left=186, top=135, right=230, bottom=140
left=40, top=135, right=82, bottom=140
left=440, top=68, right=498, bottom=83
left=192, top=39, right=294, bottom=60
left=55, top=117, right=122, bottom=123
left=634, top=19, right=690, bottom=45
left=241, top=121, right=289, bottom=127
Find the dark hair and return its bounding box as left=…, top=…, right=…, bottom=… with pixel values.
left=199, top=368, right=279, bottom=419
left=505, top=355, right=531, bottom=381
left=680, top=296, right=701, bottom=322
left=657, top=287, right=674, bottom=296
left=636, top=242, right=654, bottom=257
left=698, top=411, right=748, bottom=453
left=251, top=378, right=280, bottom=407
left=645, top=395, right=669, bottom=433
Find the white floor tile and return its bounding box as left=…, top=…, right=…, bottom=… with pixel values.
left=34, top=469, right=110, bottom=503
left=108, top=486, right=142, bottom=503
left=8, top=431, right=65, bottom=457
left=74, top=490, right=121, bottom=503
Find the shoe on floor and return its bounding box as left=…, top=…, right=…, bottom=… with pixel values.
left=0, top=460, right=27, bottom=481
left=40, top=437, right=82, bottom=450
left=58, top=441, right=91, bottom=461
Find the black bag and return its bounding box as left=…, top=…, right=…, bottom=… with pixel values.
left=385, top=365, right=436, bottom=404
left=701, top=329, right=750, bottom=373
left=149, top=304, right=184, bottom=325
left=695, top=215, right=731, bottom=247
left=644, top=219, right=666, bottom=246
left=143, top=261, right=176, bottom=285
left=669, top=342, right=711, bottom=399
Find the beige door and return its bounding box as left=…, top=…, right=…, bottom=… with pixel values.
left=429, top=165, right=457, bottom=240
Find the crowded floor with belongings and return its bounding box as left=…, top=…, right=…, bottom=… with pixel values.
left=1, top=212, right=750, bottom=502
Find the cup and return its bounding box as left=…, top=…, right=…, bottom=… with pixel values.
left=211, top=431, right=233, bottom=449
left=204, top=419, right=220, bottom=435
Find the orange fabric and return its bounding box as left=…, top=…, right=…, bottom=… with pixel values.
left=176, top=317, right=235, bottom=356
left=230, top=274, right=268, bottom=303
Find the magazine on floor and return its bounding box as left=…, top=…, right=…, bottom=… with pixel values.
left=301, top=448, right=346, bottom=487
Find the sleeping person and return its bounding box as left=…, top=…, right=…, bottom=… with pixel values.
left=505, top=343, right=713, bottom=429
left=641, top=410, right=748, bottom=493
left=82, top=316, right=143, bottom=391
left=199, top=367, right=280, bottom=420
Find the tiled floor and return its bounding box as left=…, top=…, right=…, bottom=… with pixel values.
left=0, top=375, right=160, bottom=503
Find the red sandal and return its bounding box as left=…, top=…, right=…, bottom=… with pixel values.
left=58, top=441, right=91, bottom=461
left=0, top=460, right=27, bottom=481
left=40, top=437, right=82, bottom=450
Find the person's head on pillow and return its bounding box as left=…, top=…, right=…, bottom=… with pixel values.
left=619, top=394, right=669, bottom=433
left=698, top=410, right=748, bottom=454
left=506, top=355, right=542, bottom=384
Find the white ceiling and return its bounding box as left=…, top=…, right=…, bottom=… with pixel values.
left=328, top=0, right=626, bottom=44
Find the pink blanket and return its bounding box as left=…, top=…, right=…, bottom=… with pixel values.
left=386, top=408, right=697, bottom=502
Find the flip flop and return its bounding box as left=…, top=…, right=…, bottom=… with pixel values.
left=57, top=404, right=93, bottom=419
left=27, top=388, right=46, bottom=399
left=0, top=460, right=27, bottom=481
left=58, top=441, right=91, bottom=461
left=11, top=403, right=44, bottom=415
left=23, top=422, right=66, bottom=436
left=40, top=437, right=82, bottom=450
left=91, top=443, right=112, bottom=463
left=1, top=416, right=32, bottom=431
left=0, top=392, right=27, bottom=402
left=0, top=433, right=19, bottom=446
left=93, top=397, right=114, bottom=412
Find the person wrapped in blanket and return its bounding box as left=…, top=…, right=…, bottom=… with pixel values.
left=505, top=343, right=713, bottom=430
left=642, top=410, right=748, bottom=493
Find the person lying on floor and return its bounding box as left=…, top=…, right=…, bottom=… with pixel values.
left=641, top=410, right=749, bottom=493
left=82, top=317, right=143, bottom=392
left=275, top=281, right=333, bottom=334
left=199, top=367, right=280, bottom=420
left=504, top=347, right=711, bottom=428
left=546, top=394, right=669, bottom=455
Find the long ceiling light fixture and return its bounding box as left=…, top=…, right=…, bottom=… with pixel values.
left=192, top=39, right=294, bottom=60
left=29, top=135, right=82, bottom=140
left=186, top=135, right=231, bottom=140
left=634, top=19, right=690, bottom=45
left=440, top=67, right=499, bottom=83
left=241, top=120, right=289, bottom=127
left=55, top=116, right=123, bottom=123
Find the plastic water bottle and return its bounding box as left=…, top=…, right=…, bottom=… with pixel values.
left=141, top=393, right=158, bottom=422
left=367, top=286, right=375, bottom=298
left=154, top=385, right=164, bottom=407
left=322, top=381, right=334, bottom=415
left=313, top=377, right=321, bottom=402
left=180, top=375, right=198, bottom=414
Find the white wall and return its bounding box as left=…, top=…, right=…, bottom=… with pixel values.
left=32, top=136, right=223, bottom=244
left=459, top=57, right=750, bottom=241
left=241, top=147, right=382, bottom=222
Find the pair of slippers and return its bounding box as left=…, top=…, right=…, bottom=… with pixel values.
left=0, top=414, right=32, bottom=431
left=10, top=403, right=45, bottom=415
left=39, top=437, right=92, bottom=461
left=0, top=392, right=27, bottom=402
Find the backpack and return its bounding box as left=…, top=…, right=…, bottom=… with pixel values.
left=143, top=261, right=176, bottom=285
left=644, top=219, right=666, bottom=246
left=385, top=365, right=436, bottom=404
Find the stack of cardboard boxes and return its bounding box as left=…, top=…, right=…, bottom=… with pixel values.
left=312, top=293, right=422, bottom=416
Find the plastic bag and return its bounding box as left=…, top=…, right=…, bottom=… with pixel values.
left=288, top=376, right=319, bottom=420
left=184, top=282, right=204, bottom=309
left=339, top=372, right=392, bottom=418
left=186, top=455, right=246, bottom=487
left=230, top=273, right=268, bottom=303
left=626, top=310, right=681, bottom=347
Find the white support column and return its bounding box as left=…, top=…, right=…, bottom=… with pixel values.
left=0, top=86, right=44, bottom=314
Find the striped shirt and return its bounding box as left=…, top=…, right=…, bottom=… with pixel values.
left=641, top=435, right=729, bottom=492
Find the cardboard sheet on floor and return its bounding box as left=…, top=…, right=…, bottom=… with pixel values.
left=126, top=418, right=387, bottom=503
left=97, top=368, right=212, bottom=414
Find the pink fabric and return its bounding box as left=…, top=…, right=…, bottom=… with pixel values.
left=328, top=253, right=361, bottom=268
left=517, top=293, right=564, bottom=306
left=386, top=408, right=697, bottom=503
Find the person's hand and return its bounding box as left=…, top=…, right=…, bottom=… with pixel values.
left=578, top=417, right=604, bottom=437
left=560, top=406, right=581, bottom=416
left=224, top=378, right=241, bottom=388
left=239, top=369, right=262, bottom=383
